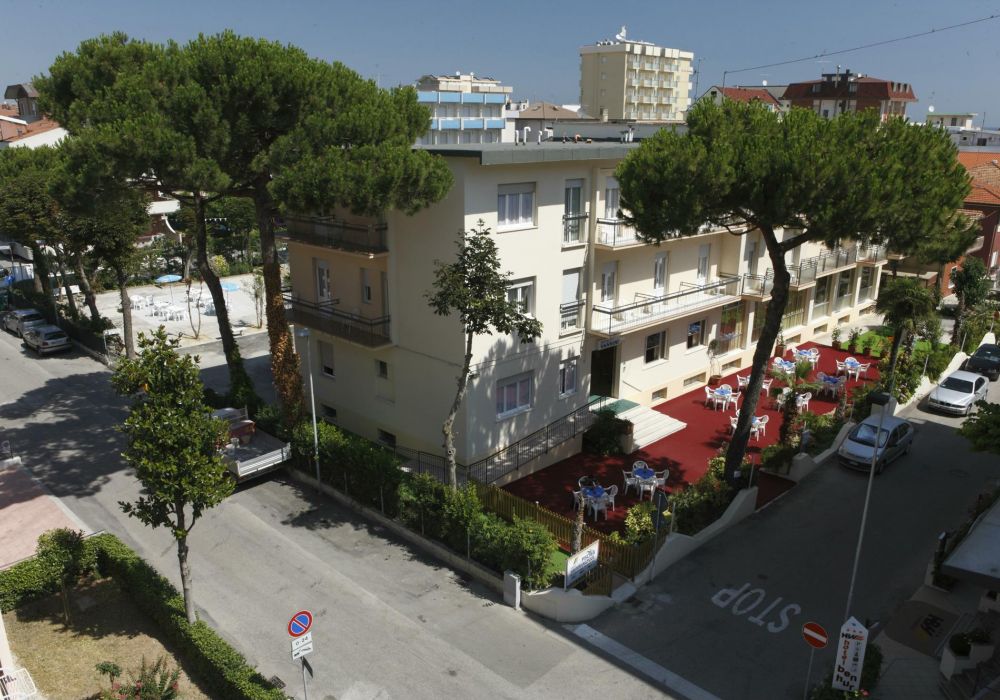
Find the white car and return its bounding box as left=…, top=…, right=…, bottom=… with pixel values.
left=927, top=370, right=989, bottom=416
left=838, top=414, right=914, bottom=474
left=22, top=324, right=71, bottom=355
left=3, top=308, right=45, bottom=337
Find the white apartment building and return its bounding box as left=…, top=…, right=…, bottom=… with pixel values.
left=579, top=30, right=694, bottom=122
left=415, top=73, right=514, bottom=145
left=284, top=142, right=886, bottom=475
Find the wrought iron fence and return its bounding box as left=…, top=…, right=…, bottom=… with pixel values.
left=562, top=214, right=588, bottom=245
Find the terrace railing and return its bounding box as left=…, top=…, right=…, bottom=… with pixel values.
left=562, top=213, right=588, bottom=246
left=282, top=215, right=388, bottom=254
left=592, top=277, right=743, bottom=335
left=596, top=218, right=642, bottom=247
left=284, top=293, right=391, bottom=347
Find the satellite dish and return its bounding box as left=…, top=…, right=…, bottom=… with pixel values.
left=615, top=25, right=627, bottom=41
left=928, top=105, right=935, bottom=113
left=762, top=80, right=768, bottom=86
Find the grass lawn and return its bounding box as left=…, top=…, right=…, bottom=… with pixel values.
left=3, top=578, right=209, bottom=699
left=857, top=328, right=930, bottom=355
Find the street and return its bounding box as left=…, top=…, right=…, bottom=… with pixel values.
left=0, top=330, right=666, bottom=700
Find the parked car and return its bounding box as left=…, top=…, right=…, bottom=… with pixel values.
left=838, top=414, right=914, bottom=473
left=928, top=370, right=990, bottom=416
left=3, top=308, right=45, bottom=337
left=963, top=343, right=1000, bottom=381
left=22, top=324, right=71, bottom=355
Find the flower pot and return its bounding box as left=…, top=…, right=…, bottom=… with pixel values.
left=940, top=646, right=976, bottom=679
left=832, top=341, right=842, bottom=350
left=775, top=344, right=786, bottom=358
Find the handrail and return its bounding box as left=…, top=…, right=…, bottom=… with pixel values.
left=284, top=293, right=391, bottom=347
left=592, top=277, right=742, bottom=335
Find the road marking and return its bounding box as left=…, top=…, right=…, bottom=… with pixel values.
left=567, top=624, right=722, bottom=700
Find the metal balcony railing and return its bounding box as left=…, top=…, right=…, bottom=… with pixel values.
left=812, top=299, right=830, bottom=319
left=562, top=213, right=588, bottom=245
left=597, top=218, right=642, bottom=247
left=591, top=277, right=743, bottom=335
left=282, top=215, right=388, bottom=254
left=834, top=294, right=854, bottom=312
left=284, top=294, right=391, bottom=347
left=713, top=329, right=744, bottom=355
left=856, top=244, right=888, bottom=263
left=560, top=300, right=584, bottom=332
left=755, top=245, right=861, bottom=291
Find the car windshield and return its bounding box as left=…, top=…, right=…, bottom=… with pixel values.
left=973, top=347, right=1000, bottom=360
left=45, top=332, right=67, bottom=340
left=23, top=314, right=42, bottom=322
left=852, top=423, right=889, bottom=447
left=940, top=377, right=973, bottom=393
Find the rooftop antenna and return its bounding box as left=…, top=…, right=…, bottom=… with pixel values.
left=692, top=57, right=704, bottom=97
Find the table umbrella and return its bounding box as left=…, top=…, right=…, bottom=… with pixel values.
left=220, top=281, right=239, bottom=307
left=155, top=274, right=182, bottom=301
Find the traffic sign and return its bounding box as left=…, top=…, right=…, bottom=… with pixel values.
left=291, top=632, right=314, bottom=660
left=802, top=622, right=829, bottom=649
left=288, top=610, right=313, bottom=638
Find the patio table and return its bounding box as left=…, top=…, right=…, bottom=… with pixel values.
left=581, top=485, right=605, bottom=500
left=775, top=359, right=796, bottom=373
left=634, top=466, right=654, bottom=480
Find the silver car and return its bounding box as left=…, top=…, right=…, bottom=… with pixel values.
left=3, top=308, right=45, bottom=337
left=838, top=414, right=914, bottom=474
left=928, top=370, right=989, bottom=416
left=22, top=324, right=71, bottom=354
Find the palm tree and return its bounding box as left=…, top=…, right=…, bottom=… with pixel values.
left=876, top=277, right=938, bottom=385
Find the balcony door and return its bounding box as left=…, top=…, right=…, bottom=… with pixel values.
left=697, top=244, right=711, bottom=284
left=564, top=179, right=584, bottom=244
left=315, top=259, right=331, bottom=304
left=604, top=178, right=620, bottom=220
left=600, top=262, right=617, bottom=305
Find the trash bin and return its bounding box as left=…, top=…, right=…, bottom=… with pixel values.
left=503, top=570, right=521, bottom=610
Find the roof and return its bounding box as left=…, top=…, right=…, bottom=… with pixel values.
left=515, top=102, right=588, bottom=120
left=958, top=208, right=985, bottom=221
left=713, top=87, right=781, bottom=108
left=961, top=158, right=1000, bottom=207
left=4, top=83, right=38, bottom=100
left=0, top=106, right=63, bottom=144
left=419, top=141, right=640, bottom=165
left=782, top=75, right=917, bottom=103
left=957, top=151, right=1000, bottom=169
left=942, top=497, right=1000, bottom=588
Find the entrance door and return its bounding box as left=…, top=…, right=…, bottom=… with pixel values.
left=590, top=346, right=617, bottom=398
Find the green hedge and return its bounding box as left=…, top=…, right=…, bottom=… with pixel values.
left=90, top=534, right=284, bottom=700
left=670, top=458, right=749, bottom=536
left=0, top=556, right=63, bottom=611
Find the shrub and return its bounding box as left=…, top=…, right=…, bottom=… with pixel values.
left=441, top=484, right=483, bottom=550
left=499, top=517, right=557, bottom=589
left=809, top=641, right=883, bottom=698
left=251, top=403, right=288, bottom=441
left=670, top=458, right=742, bottom=535
left=397, top=472, right=448, bottom=540
left=761, top=443, right=797, bottom=474
left=950, top=632, right=972, bottom=656
left=0, top=555, right=64, bottom=611
left=209, top=255, right=230, bottom=277
left=99, top=656, right=181, bottom=700
left=618, top=501, right=658, bottom=546
left=920, top=343, right=958, bottom=382
left=582, top=409, right=625, bottom=456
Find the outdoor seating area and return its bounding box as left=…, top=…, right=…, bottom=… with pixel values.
left=502, top=341, right=880, bottom=534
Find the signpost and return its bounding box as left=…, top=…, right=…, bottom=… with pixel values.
left=564, top=540, right=600, bottom=590
left=287, top=611, right=315, bottom=700
left=801, top=621, right=829, bottom=700
left=832, top=617, right=869, bottom=692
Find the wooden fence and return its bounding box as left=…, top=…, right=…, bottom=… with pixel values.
left=472, top=482, right=665, bottom=581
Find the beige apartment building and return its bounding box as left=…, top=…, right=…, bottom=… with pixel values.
left=579, top=32, right=694, bottom=122
left=283, top=142, right=886, bottom=475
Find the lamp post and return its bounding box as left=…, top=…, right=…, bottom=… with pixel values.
left=843, top=390, right=891, bottom=620
left=294, top=327, right=321, bottom=490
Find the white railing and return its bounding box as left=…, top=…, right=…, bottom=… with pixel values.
left=0, top=668, right=39, bottom=699
left=592, top=277, right=743, bottom=334
left=597, top=218, right=642, bottom=246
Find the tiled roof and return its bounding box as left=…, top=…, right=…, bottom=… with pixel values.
left=961, top=158, right=1000, bottom=207
left=0, top=105, right=63, bottom=143
left=957, top=151, right=1000, bottom=169
left=958, top=208, right=985, bottom=221
left=782, top=76, right=916, bottom=102
left=516, top=102, right=587, bottom=120
left=717, top=87, right=781, bottom=108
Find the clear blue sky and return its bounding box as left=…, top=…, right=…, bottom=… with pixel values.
left=3, top=0, right=999, bottom=126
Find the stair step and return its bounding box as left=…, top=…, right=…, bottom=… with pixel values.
left=620, top=406, right=687, bottom=450
left=939, top=679, right=967, bottom=700
left=955, top=673, right=976, bottom=696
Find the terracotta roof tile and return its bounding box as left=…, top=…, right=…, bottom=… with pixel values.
left=717, top=87, right=781, bottom=108
left=0, top=105, right=64, bottom=143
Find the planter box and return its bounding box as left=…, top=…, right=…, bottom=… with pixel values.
left=940, top=646, right=977, bottom=679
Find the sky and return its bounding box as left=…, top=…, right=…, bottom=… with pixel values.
left=3, top=0, right=999, bottom=127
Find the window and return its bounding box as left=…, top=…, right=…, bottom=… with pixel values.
left=600, top=262, right=617, bottom=304
left=564, top=179, right=584, bottom=244
left=314, top=259, right=331, bottom=303
left=561, top=269, right=581, bottom=330
left=321, top=404, right=337, bottom=421
left=744, top=239, right=758, bottom=277
left=687, top=320, right=706, bottom=349
left=498, top=183, right=535, bottom=228
left=849, top=83, right=858, bottom=94
left=361, top=268, right=373, bottom=304
left=653, top=252, right=668, bottom=293
left=559, top=358, right=578, bottom=395
left=507, top=279, right=534, bottom=316
left=319, top=340, right=335, bottom=377
left=717, top=302, right=745, bottom=354
left=697, top=244, right=711, bottom=282
left=645, top=331, right=666, bottom=363
left=376, top=360, right=389, bottom=379
left=377, top=430, right=397, bottom=448
left=604, top=178, right=621, bottom=220
left=496, top=373, right=532, bottom=416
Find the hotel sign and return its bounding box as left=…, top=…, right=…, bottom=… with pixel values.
left=565, top=541, right=600, bottom=589
left=598, top=336, right=621, bottom=350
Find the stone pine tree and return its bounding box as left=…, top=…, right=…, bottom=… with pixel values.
left=875, top=277, right=938, bottom=385
left=426, top=223, right=542, bottom=488
left=950, top=256, right=991, bottom=347
left=112, top=328, right=234, bottom=624
left=617, top=100, right=972, bottom=480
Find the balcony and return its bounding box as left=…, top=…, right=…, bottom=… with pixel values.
left=560, top=300, right=585, bottom=332
left=811, top=299, right=830, bottom=319
left=749, top=245, right=860, bottom=295
left=591, top=277, right=743, bottom=336
left=284, top=294, right=391, bottom=348
left=282, top=215, right=388, bottom=255
left=856, top=244, right=888, bottom=264
left=596, top=218, right=644, bottom=248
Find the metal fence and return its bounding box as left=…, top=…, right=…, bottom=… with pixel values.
left=591, top=277, right=743, bottom=335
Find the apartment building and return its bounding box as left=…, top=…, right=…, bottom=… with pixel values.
left=579, top=31, right=693, bottom=122
left=415, top=73, right=514, bottom=145
left=283, top=142, right=887, bottom=469
left=781, top=69, right=916, bottom=120
left=699, top=86, right=783, bottom=113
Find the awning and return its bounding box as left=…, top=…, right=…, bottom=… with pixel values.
left=941, top=498, right=1000, bottom=588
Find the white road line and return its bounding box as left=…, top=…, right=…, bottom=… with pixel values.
left=568, top=624, right=722, bottom=700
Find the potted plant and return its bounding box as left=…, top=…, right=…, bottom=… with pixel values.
left=775, top=326, right=786, bottom=358
left=707, top=339, right=722, bottom=385
left=969, top=627, right=994, bottom=664
left=847, top=328, right=862, bottom=355
left=831, top=326, right=842, bottom=350
left=869, top=337, right=883, bottom=359
left=941, top=632, right=976, bottom=679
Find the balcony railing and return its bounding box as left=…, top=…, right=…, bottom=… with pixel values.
left=562, top=213, right=588, bottom=245
left=834, top=294, right=854, bottom=312
left=284, top=294, right=391, bottom=347
left=591, top=277, right=743, bottom=335
left=856, top=244, right=888, bottom=263
left=756, top=245, right=860, bottom=290
left=812, top=299, right=830, bottom=319
left=742, top=273, right=774, bottom=297
left=282, top=215, right=388, bottom=254
left=560, top=300, right=584, bottom=332
left=782, top=306, right=806, bottom=329
left=596, top=218, right=642, bottom=247
left=713, top=329, right=744, bottom=355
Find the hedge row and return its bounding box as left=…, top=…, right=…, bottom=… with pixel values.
left=0, top=534, right=283, bottom=700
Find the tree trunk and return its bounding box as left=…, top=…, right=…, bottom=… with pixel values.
left=55, top=248, right=78, bottom=318
left=886, top=325, right=905, bottom=387
left=571, top=498, right=585, bottom=554
left=254, top=187, right=303, bottom=426
left=28, top=242, right=56, bottom=319
left=194, top=194, right=251, bottom=400
left=74, top=255, right=101, bottom=322
left=442, top=331, right=475, bottom=489
left=115, top=266, right=136, bottom=359
left=951, top=297, right=965, bottom=347
left=724, top=226, right=791, bottom=481
left=175, top=505, right=196, bottom=624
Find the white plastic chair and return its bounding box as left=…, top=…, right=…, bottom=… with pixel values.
left=737, top=374, right=750, bottom=389
left=623, top=470, right=639, bottom=496
left=704, top=386, right=716, bottom=408
left=572, top=489, right=584, bottom=511
left=653, top=469, right=668, bottom=491
left=590, top=495, right=610, bottom=521
left=730, top=415, right=739, bottom=434
left=797, top=392, right=812, bottom=412
left=760, top=377, right=773, bottom=395
left=725, top=391, right=741, bottom=412
left=639, top=478, right=656, bottom=501
left=605, top=485, right=619, bottom=512
left=836, top=359, right=847, bottom=375
left=757, top=414, right=769, bottom=437
left=857, top=362, right=871, bottom=379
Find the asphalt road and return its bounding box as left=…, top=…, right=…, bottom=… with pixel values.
left=0, top=331, right=666, bottom=700
left=582, top=369, right=1000, bottom=698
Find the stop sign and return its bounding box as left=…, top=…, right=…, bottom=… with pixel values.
left=802, top=621, right=829, bottom=649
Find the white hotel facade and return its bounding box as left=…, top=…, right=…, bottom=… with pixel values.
left=284, top=141, right=886, bottom=473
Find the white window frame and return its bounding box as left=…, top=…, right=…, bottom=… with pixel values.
left=653, top=252, right=668, bottom=293
left=315, top=259, right=331, bottom=303
left=604, top=178, right=621, bottom=220
left=561, top=268, right=582, bottom=331
left=697, top=244, right=711, bottom=283
left=496, top=372, right=533, bottom=417
left=558, top=358, right=578, bottom=396
left=645, top=331, right=666, bottom=364
left=497, top=183, right=535, bottom=229
left=601, top=262, right=617, bottom=304
left=744, top=239, right=758, bottom=277
left=507, top=279, right=534, bottom=317
left=687, top=319, right=706, bottom=349
left=564, top=179, right=584, bottom=244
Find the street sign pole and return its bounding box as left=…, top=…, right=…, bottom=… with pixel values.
left=301, top=658, right=309, bottom=700
left=803, top=647, right=815, bottom=700
left=800, top=621, right=829, bottom=700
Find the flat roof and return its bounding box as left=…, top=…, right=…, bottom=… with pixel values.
left=942, top=498, right=1000, bottom=588
left=418, top=141, right=641, bottom=165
